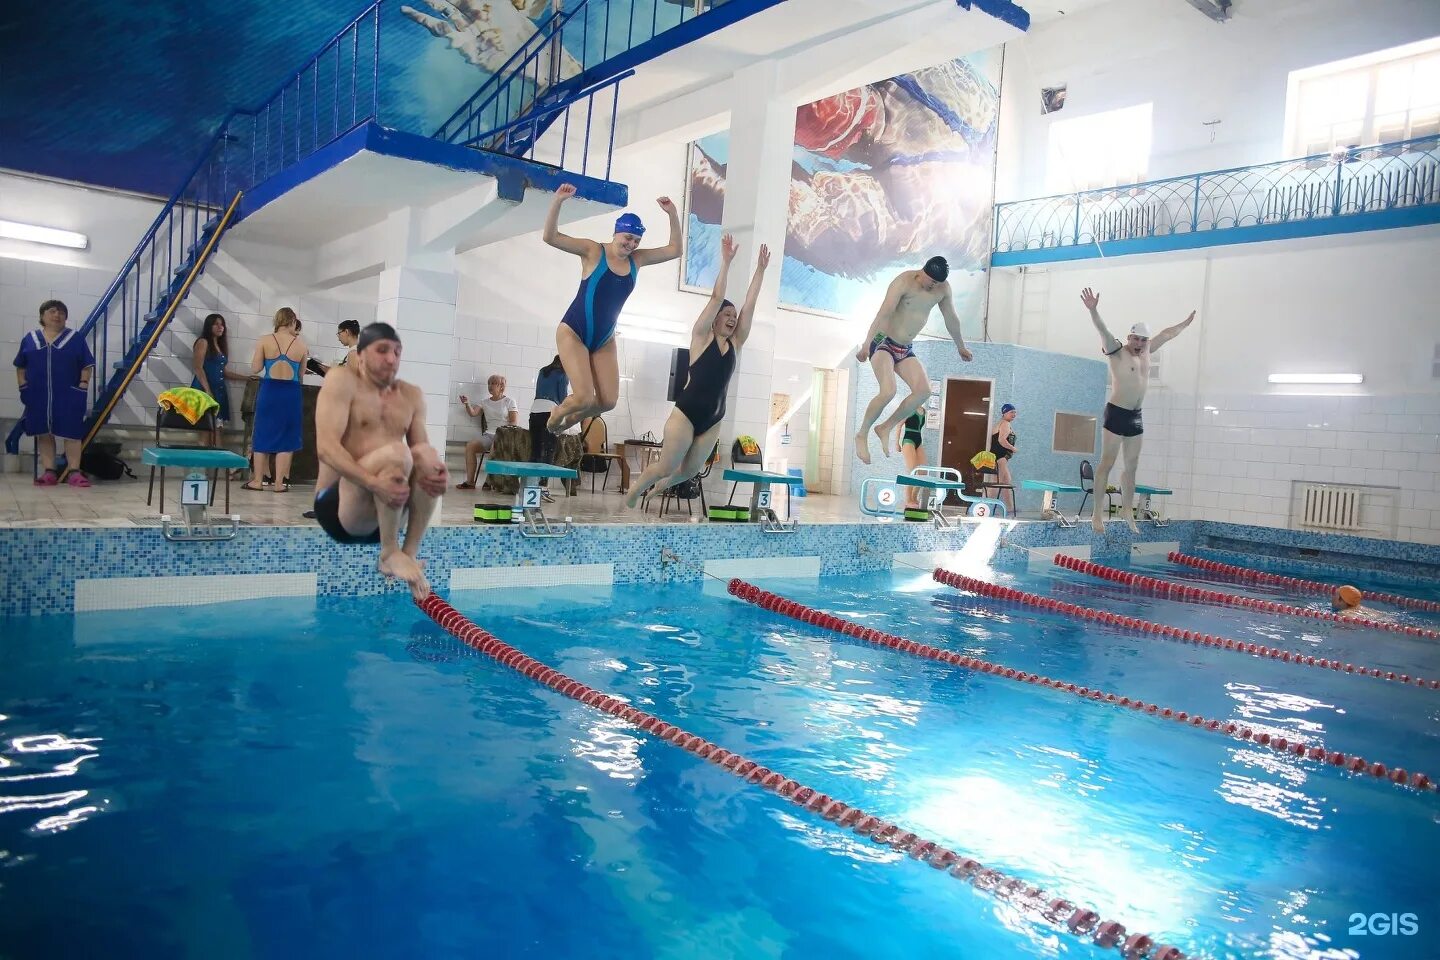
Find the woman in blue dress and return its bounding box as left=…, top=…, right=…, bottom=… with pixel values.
left=13, top=300, right=95, bottom=487
left=243, top=307, right=308, bottom=493
left=541, top=183, right=681, bottom=434
left=190, top=312, right=243, bottom=445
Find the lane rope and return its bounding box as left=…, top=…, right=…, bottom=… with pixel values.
left=1054, top=554, right=1440, bottom=642
left=729, top=576, right=1434, bottom=796
left=1169, top=551, right=1440, bottom=615
left=415, top=591, right=1186, bottom=959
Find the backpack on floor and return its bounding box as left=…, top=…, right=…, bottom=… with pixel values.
left=80, top=443, right=135, bottom=481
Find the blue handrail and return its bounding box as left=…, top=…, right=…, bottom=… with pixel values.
left=993, top=134, right=1440, bottom=256
left=432, top=3, right=582, bottom=145
left=462, top=70, right=634, bottom=182
left=436, top=0, right=737, bottom=155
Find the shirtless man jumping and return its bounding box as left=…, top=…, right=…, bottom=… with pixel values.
left=313, top=322, right=449, bottom=599
left=1081, top=287, right=1195, bottom=534
left=854, top=256, right=973, bottom=464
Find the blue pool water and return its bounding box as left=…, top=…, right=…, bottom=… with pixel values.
left=1, top=560, right=1438, bottom=959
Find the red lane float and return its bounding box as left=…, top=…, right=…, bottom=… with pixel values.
left=414, top=593, right=1182, bottom=958
left=1169, top=551, right=1440, bottom=615
left=730, top=577, right=1436, bottom=797
left=1055, top=554, right=1440, bottom=642
left=1005, top=559, right=1440, bottom=692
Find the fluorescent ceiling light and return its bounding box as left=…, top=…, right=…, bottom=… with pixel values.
left=0, top=219, right=88, bottom=250
left=1267, top=373, right=1363, bottom=384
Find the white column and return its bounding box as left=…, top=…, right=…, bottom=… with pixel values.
left=375, top=209, right=460, bottom=457
left=712, top=61, right=794, bottom=495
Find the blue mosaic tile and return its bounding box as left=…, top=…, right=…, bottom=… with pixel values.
left=0, top=519, right=1202, bottom=618
left=1193, top=522, right=1440, bottom=580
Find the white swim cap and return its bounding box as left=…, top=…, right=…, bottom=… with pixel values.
left=1129, top=322, right=1150, bottom=339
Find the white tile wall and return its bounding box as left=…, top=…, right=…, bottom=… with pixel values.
left=1143, top=390, right=1440, bottom=545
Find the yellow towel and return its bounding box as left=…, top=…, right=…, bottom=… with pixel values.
left=970, top=451, right=997, bottom=471
left=735, top=435, right=761, bottom=457
left=158, top=387, right=220, bottom=425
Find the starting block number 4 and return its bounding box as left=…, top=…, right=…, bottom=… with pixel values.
left=521, top=486, right=543, bottom=509
left=181, top=478, right=211, bottom=506
left=757, top=489, right=772, bottom=509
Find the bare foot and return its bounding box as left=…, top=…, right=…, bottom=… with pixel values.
left=1091, top=513, right=1106, bottom=535
left=379, top=550, right=431, bottom=601
left=855, top=431, right=872, bottom=465
left=874, top=424, right=893, bottom=459
left=624, top=485, right=643, bottom=509
left=1126, top=518, right=1141, bottom=535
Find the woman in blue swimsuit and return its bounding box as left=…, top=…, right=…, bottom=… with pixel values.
left=624, top=235, right=769, bottom=509
left=542, top=182, right=681, bottom=434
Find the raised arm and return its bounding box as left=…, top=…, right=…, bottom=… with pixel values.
left=1080, top=287, right=1121, bottom=355
left=856, top=275, right=905, bottom=362
left=1149, top=310, right=1196, bottom=353
left=936, top=286, right=973, bottom=362
left=632, top=196, right=682, bottom=266
left=692, top=234, right=736, bottom=339
left=733, top=243, right=769, bottom=348
left=542, top=183, right=594, bottom=258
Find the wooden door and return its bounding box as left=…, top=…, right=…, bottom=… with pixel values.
left=937, top=378, right=992, bottom=505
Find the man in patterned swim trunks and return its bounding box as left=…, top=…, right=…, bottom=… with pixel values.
left=853, top=256, right=974, bottom=464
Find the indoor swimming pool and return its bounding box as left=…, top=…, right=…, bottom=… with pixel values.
left=1, top=552, right=1437, bottom=959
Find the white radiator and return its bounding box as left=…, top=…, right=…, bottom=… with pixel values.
left=1296, top=483, right=1364, bottom=531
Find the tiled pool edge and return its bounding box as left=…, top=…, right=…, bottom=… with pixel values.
left=7, top=519, right=1440, bottom=617
left=1, top=520, right=1196, bottom=617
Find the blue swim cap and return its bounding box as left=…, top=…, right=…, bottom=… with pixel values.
left=614, top=213, right=645, bottom=237
left=1001, top=403, right=1016, bottom=414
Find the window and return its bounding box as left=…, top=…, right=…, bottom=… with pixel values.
left=1045, top=103, right=1153, bottom=194
left=1053, top=412, right=1098, bottom=455
left=1286, top=38, right=1440, bottom=156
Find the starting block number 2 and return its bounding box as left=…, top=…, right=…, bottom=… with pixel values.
left=521, top=486, right=543, bottom=509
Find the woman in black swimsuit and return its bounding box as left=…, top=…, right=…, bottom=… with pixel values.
left=985, top=403, right=1018, bottom=515
left=624, top=235, right=770, bottom=508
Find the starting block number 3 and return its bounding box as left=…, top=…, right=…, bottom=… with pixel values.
left=521, top=486, right=543, bottom=509
left=757, top=489, right=772, bottom=509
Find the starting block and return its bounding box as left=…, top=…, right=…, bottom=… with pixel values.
left=720, top=469, right=803, bottom=533
left=861, top=467, right=1007, bottom=527
left=480, top=461, right=579, bottom=538
left=1020, top=479, right=1086, bottom=528
left=142, top=447, right=250, bottom=541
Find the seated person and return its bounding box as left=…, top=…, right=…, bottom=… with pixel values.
left=313, top=323, right=447, bottom=600
left=456, top=375, right=518, bottom=490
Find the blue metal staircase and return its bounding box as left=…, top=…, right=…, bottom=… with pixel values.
left=432, top=0, right=791, bottom=159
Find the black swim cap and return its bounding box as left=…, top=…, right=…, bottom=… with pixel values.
left=923, top=256, right=949, bottom=283
left=357, top=322, right=401, bottom=352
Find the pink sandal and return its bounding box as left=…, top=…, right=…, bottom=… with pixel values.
left=34, top=470, right=58, bottom=486
left=66, top=471, right=92, bottom=488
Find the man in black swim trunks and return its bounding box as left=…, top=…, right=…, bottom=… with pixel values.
left=313, top=323, right=448, bottom=599
left=1081, top=287, right=1195, bottom=534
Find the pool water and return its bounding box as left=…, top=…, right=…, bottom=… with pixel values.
left=1, top=559, right=1438, bottom=959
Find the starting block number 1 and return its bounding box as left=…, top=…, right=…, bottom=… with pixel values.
left=521, top=485, right=543, bottom=509
left=757, top=489, right=772, bottom=509
left=181, top=478, right=210, bottom=506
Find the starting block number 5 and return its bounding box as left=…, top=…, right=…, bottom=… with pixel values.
left=521, top=486, right=543, bottom=509
left=757, top=489, right=773, bottom=509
